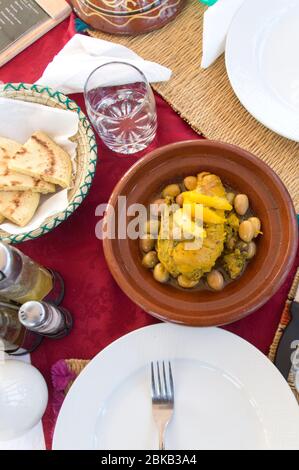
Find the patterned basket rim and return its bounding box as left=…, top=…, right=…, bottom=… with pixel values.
left=0, top=83, right=98, bottom=244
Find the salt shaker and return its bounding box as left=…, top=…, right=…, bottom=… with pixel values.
left=0, top=242, right=64, bottom=305
left=18, top=301, right=73, bottom=339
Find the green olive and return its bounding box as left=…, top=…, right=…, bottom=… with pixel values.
left=177, top=275, right=199, bottom=289
left=238, top=220, right=254, bottom=243
left=248, top=217, right=261, bottom=238
left=246, top=241, right=257, bottom=259
left=207, top=270, right=224, bottom=291
left=150, top=198, right=166, bottom=218
left=183, top=176, right=197, bottom=191
left=226, top=192, right=235, bottom=205
left=162, top=184, right=181, bottom=199
left=234, top=194, right=249, bottom=216
left=236, top=240, right=256, bottom=259
left=140, top=235, right=155, bottom=253
left=236, top=240, right=249, bottom=253
left=144, top=219, right=160, bottom=236
left=142, top=251, right=159, bottom=269
left=153, top=263, right=169, bottom=283
left=175, top=194, right=184, bottom=206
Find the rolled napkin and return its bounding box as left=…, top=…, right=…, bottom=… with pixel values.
left=201, top=0, right=246, bottom=69
left=36, top=34, right=172, bottom=95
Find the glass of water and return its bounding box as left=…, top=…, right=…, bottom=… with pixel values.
left=84, top=62, right=157, bottom=155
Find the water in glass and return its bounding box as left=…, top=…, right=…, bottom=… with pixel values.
left=85, top=62, right=157, bottom=155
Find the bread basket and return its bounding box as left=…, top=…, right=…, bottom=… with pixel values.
left=0, top=83, right=97, bottom=244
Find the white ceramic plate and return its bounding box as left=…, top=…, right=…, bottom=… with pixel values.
left=226, top=0, right=299, bottom=141
left=53, top=324, right=299, bottom=450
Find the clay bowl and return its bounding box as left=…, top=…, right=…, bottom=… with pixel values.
left=70, top=0, right=186, bottom=35
left=103, top=140, right=298, bottom=326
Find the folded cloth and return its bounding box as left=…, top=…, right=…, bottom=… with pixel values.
left=201, top=0, right=246, bottom=68
left=36, top=34, right=172, bottom=95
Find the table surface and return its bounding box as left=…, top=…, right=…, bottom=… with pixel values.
left=0, top=14, right=298, bottom=450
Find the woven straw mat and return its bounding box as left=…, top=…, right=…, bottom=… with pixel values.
left=88, top=0, right=299, bottom=211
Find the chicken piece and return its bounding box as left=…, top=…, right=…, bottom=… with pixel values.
left=197, top=172, right=226, bottom=198
left=157, top=236, right=180, bottom=279
left=157, top=173, right=226, bottom=282
left=157, top=222, right=225, bottom=281
left=172, top=224, right=225, bottom=280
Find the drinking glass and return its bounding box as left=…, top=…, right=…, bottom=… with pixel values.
left=84, top=62, right=157, bottom=155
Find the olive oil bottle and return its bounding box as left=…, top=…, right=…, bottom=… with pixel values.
left=0, top=242, right=64, bottom=305
left=0, top=300, right=42, bottom=354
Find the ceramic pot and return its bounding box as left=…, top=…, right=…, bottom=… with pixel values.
left=103, top=140, right=298, bottom=327
left=70, top=0, right=186, bottom=35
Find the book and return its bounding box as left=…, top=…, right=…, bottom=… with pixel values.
left=0, top=0, right=71, bottom=67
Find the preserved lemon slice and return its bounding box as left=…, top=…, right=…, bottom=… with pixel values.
left=182, top=192, right=232, bottom=211
left=185, top=203, right=226, bottom=225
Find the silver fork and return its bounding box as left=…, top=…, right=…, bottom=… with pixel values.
left=151, top=361, right=174, bottom=450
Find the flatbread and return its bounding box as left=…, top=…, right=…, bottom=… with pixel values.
left=0, top=191, right=40, bottom=227
left=0, top=137, right=55, bottom=193
left=8, top=132, right=72, bottom=189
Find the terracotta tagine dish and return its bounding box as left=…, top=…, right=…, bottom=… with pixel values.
left=103, top=140, right=298, bottom=327
left=70, top=0, right=186, bottom=35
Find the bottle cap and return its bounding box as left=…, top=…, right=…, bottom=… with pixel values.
left=18, top=301, right=47, bottom=329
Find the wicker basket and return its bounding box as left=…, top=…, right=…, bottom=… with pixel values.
left=0, top=83, right=98, bottom=244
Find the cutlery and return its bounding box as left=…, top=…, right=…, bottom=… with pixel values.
left=151, top=361, right=174, bottom=450
left=275, top=271, right=299, bottom=380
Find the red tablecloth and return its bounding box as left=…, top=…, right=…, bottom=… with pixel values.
left=1, top=15, right=298, bottom=450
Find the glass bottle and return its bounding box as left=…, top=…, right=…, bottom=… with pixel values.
left=0, top=300, right=42, bottom=355
left=0, top=242, right=64, bottom=305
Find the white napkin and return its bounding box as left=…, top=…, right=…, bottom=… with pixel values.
left=201, top=0, right=246, bottom=68
left=36, top=34, right=172, bottom=95
left=0, top=97, right=79, bottom=235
